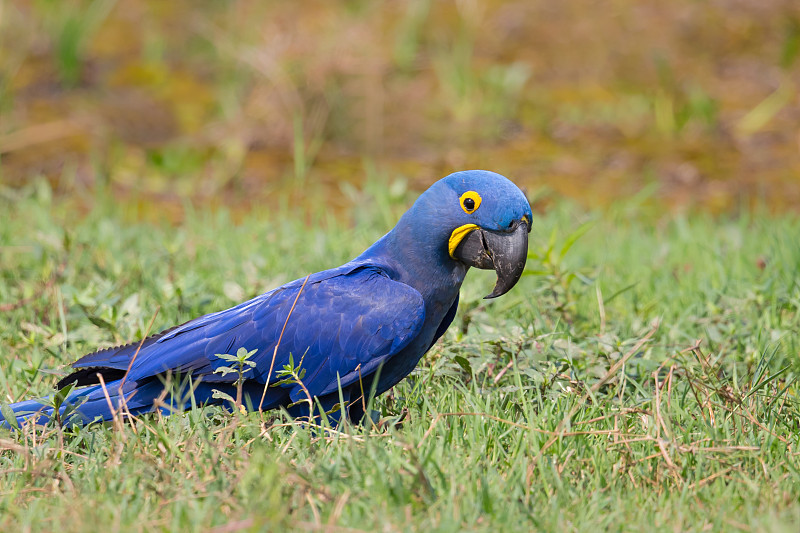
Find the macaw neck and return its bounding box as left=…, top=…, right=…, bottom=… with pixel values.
left=357, top=216, right=468, bottom=304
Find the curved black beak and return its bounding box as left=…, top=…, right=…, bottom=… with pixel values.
left=453, top=220, right=529, bottom=299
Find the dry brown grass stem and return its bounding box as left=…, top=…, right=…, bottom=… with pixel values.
left=117, top=306, right=161, bottom=394
left=260, top=274, right=311, bottom=414
left=492, top=359, right=516, bottom=384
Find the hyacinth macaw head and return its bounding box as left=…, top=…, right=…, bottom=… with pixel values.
left=401, top=169, right=533, bottom=298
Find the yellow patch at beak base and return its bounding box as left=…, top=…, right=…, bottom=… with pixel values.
left=448, top=224, right=480, bottom=259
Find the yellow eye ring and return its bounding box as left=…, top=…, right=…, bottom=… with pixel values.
left=459, top=191, right=482, bottom=214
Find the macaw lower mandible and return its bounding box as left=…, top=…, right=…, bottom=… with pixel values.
left=1, top=170, right=533, bottom=428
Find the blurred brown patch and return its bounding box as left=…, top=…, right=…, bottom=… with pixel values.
left=1, top=0, right=798, bottom=217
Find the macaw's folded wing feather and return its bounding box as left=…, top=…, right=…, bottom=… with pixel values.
left=60, top=265, right=425, bottom=412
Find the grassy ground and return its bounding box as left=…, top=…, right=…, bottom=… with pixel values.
left=1, top=181, right=799, bottom=532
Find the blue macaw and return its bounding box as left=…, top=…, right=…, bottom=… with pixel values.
left=1, top=170, right=532, bottom=428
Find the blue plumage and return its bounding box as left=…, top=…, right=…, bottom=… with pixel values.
left=1, top=170, right=532, bottom=428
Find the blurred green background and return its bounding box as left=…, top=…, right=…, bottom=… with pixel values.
left=1, top=0, right=799, bottom=218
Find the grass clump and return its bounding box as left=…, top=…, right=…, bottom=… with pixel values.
left=0, top=182, right=799, bottom=532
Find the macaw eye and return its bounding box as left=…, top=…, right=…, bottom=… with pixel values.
left=459, top=191, right=482, bottom=214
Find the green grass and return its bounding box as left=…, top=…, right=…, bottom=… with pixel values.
left=0, top=180, right=799, bottom=532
